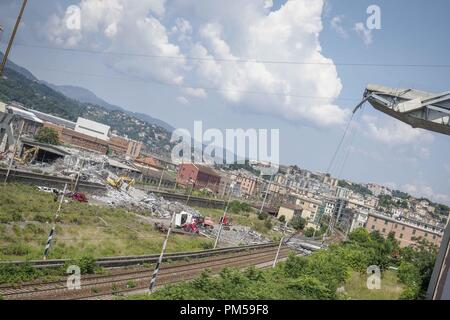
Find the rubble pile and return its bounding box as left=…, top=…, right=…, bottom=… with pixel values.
left=205, top=225, right=271, bottom=246
left=92, top=185, right=201, bottom=219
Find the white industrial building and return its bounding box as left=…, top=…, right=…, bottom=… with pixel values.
left=75, top=117, right=110, bottom=141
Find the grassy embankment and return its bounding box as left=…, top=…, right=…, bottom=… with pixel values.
left=0, top=183, right=213, bottom=261
left=344, top=270, right=404, bottom=300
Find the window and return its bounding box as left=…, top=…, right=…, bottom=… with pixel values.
left=402, top=226, right=405, bottom=231
left=400, top=234, right=403, bottom=239
left=384, top=220, right=388, bottom=225
left=371, top=225, right=375, bottom=230
left=424, top=233, right=428, bottom=238
left=412, top=230, right=416, bottom=235
left=433, top=235, right=436, bottom=240
left=382, top=228, right=386, bottom=233
left=374, top=218, right=377, bottom=222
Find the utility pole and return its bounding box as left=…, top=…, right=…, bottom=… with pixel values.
left=4, top=120, right=24, bottom=185
left=0, top=0, right=28, bottom=77
left=149, top=208, right=176, bottom=292
left=214, top=183, right=235, bottom=249
left=273, top=221, right=288, bottom=268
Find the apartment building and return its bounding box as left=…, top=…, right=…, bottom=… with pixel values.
left=365, top=211, right=444, bottom=247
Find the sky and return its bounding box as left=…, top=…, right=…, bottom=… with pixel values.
left=0, top=0, right=449, bottom=204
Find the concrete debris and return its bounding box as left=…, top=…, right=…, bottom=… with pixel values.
left=92, top=184, right=201, bottom=219
left=204, top=225, right=272, bottom=246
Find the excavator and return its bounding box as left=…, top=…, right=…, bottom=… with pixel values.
left=106, top=175, right=136, bottom=191
left=14, top=146, right=39, bottom=165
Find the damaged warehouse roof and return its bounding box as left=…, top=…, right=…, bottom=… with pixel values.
left=21, top=137, right=72, bottom=157
left=107, top=158, right=141, bottom=172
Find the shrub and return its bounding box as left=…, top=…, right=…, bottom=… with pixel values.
left=229, top=201, right=252, bottom=214
left=258, top=212, right=268, bottom=220
left=286, top=275, right=335, bottom=300
left=1, top=242, right=31, bottom=256
left=290, top=215, right=306, bottom=231
left=264, top=219, right=273, bottom=230
left=278, top=215, right=286, bottom=223
left=397, top=262, right=420, bottom=287
left=304, top=227, right=315, bottom=238
left=34, top=127, right=60, bottom=145
left=77, top=256, right=96, bottom=274
left=200, top=241, right=214, bottom=250
left=0, top=263, right=47, bottom=284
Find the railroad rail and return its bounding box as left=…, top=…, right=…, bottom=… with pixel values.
left=0, top=168, right=106, bottom=193
left=0, top=245, right=294, bottom=300
left=0, top=243, right=277, bottom=269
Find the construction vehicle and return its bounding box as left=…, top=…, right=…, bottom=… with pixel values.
left=106, top=175, right=136, bottom=191
left=203, top=216, right=215, bottom=230
left=175, top=211, right=201, bottom=234
left=14, top=146, right=39, bottom=165
left=70, top=192, right=88, bottom=203
left=182, top=222, right=199, bottom=234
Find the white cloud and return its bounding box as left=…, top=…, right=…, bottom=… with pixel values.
left=330, top=15, right=348, bottom=38
left=190, top=0, right=348, bottom=126
left=354, top=22, right=372, bottom=45
left=362, top=115, right=434, bottom=145
left=45, top=0, right=348, bottom=127
left=401, top=183, right=449, bottom=205
left=176, top=96, right=189, bottom=105
left=183, top=87, right=207, bottom=99
left=263, top=0, right=273, bottom=9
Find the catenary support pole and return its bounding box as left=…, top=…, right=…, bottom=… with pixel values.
left=214, top=184, right=235, bottom=249
left=273, top=221, right=288, bottom=268
left=149, top=210, right=176, bottom=292
left=259, top=174, right=273, bottom=215
left=43, top=183, right=67, bottom=260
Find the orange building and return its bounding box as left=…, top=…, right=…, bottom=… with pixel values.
left=176, top=163, right=221, bottom=193
left=365, top=212, right=444, bottom=247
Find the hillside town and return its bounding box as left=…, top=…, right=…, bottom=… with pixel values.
left=1, top=100, right=448, bottom=249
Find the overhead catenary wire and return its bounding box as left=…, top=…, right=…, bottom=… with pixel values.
left=326, top=112, right=356, bottom=175
left=336, top=103, right=365, bottom=179
left=4, top=41, right=450, bottom=68
left=15, top=63, right=361, bottom=102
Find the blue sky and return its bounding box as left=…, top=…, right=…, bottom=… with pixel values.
left=0, top=0, right=449, bottom=204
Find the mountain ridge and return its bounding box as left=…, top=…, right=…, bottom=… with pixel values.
left=0, top=52, right=174, bottom=132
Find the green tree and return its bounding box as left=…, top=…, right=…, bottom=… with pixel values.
left=304, top=227, right=315, bottom=237
left=34, top=127, right=59, bottom=145
left=290, top=215, right=306, bottom=230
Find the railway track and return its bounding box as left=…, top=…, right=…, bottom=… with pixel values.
left=0, top=246, right=294, bottom=300
left=0, top=168, right=106, bottom=192
left=0, top=243, right=276, bottom=269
